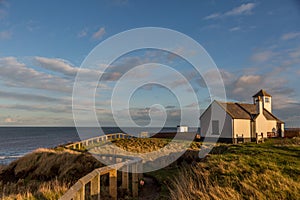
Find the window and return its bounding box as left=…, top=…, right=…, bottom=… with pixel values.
left=212, top=120, right=219, bottom=135
left=265, top=97, right=270, bottom=103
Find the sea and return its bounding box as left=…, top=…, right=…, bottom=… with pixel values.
left=0, top=126, right=181, bottom=165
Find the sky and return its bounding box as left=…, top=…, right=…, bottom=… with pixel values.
left=0, top=0, right=300, bottom=127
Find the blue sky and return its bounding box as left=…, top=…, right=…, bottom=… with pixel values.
left=0, top=0, right=300, bottom=127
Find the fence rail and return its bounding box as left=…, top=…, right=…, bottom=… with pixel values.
left=65, top=133, right=133, bottom=150
left=60, top=133, right=142, bottom=200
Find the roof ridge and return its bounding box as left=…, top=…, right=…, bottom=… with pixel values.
left=235, top=103, right=254, bottom=119
left=263, top=108, right=283, bottom=122
left=253, top=89, right=272, bottom=97
left=214, top=101, right=236, bottom=119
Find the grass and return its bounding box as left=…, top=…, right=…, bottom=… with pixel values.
left=146, top=166, right=181, bottom=199
left=1, top=137, right=299, bottom=199
left=0, top=179, right=69, bottom=200
left=113, top=138, right=173, bottom=153
left=0, top=148, right=103, bottom=199
left=167, top=138, right=300, bottom=200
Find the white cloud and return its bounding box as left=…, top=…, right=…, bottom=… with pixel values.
left=224, top=3, right=256, bottom=16
left=34, top=57, right=78, bottom=76
left=229, top=26, right=241, bottom=32
left=272, top=94, right=299, bottom=110
left=203, top=13, right=220, bottom=20
left=92, top=27, right=106, bottom=40
left=0, top=90, right=66, bottom=103
left=203, top=3, right=256, bottom=20
left=0, top=104, right=72, bottom=113
left=0, top=30, right=11, bottom=39
left=281, top=32, right=300, bottom=40
left=34, top=56, right=100, bottom=78
left=0, top=57, right=72, bottom=92
left=233, top=75, right=262, bottom=94
left=251, top=50, right=275, bottom=62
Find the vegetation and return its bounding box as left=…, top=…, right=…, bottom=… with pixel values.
left=0, top=137, right=299, bottom=199
left=0, top=179, right=69, bottom=200
left=0, top=148, right=103, bottom=200
left=112, top=138, right=184, bottom=153
left=167, top=138, right=300, bottom=200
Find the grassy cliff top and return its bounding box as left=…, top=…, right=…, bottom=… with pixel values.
left=165, top=137, right=300, bottom=200
left=1, top=137, right=299, bottom=200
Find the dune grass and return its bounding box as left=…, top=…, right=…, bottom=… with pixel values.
left=113, top=138, right=172, bottom=153
left=0, top=179, right=69, bottom=200
left=0, top=148, right=103, bottom=199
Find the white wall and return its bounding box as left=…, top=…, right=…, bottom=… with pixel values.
left=233, top=119, right=251, bottom=138
left=255, top=113, right=277, bottom=137
left=177, top=126, right=188, bottom=132
left=200, top=101, right=233, bottom=138
left=281, top=123, right=285, bottom=137
left=262, top=96, right=272, bottom=113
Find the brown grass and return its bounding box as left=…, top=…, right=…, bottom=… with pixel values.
left=0, top=179, right=69, bottom=200
left=0, top=147, right=103, bottom=199
left=112, top=138, right=172, bottom=153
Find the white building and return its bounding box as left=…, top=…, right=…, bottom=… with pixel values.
left=200, top=89, right=284, bottom=143
left=177, top=125, right=189, bottom=133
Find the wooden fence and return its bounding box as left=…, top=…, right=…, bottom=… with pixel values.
left=65, top=133, right=133, bottom=150
left=60, top=133, right=142, bottom=200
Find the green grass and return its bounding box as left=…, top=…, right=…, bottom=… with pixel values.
left=167, top=138, right=300, bottom=200
left=83, top=137, right=300, bottom=199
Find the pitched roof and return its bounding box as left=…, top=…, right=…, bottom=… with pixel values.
left=252, top=89, right=272, bottom=97
left=217, top=102, right=252, bottom=119
left=215, top=101, right=282, bottom=122
left=262, top=109, right=284, bottom=123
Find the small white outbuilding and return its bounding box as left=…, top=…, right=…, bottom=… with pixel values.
left=177, top=125, right=189, bottom=133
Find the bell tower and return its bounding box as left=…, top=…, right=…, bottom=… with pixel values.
left=253, top=89, right=272, bottom=113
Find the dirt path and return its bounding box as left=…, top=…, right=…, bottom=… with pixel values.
left=138, top=176, right=160, bottom=200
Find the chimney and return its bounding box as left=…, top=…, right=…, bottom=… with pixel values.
left=256, top=96, right=263, bottom=114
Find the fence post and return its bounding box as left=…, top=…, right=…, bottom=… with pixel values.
left=76, top=185, right=84, bottom=200
left=91, top=173, right=100, bottom=200
left=132, top=163, right=139, bottom=198
left=122, top=165, right=129, bottom=190
left=109, top=169, right=117, bottom=200
left=256, top=132, right=258, bottom=144
left=138, top=161, right=143, bottom=179
left=261, top=133, right=264, bottom=143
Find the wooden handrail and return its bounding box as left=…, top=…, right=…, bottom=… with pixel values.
left=60, top=133, right=142, bottom=200
left=65, top=133, right=132, bottom=150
